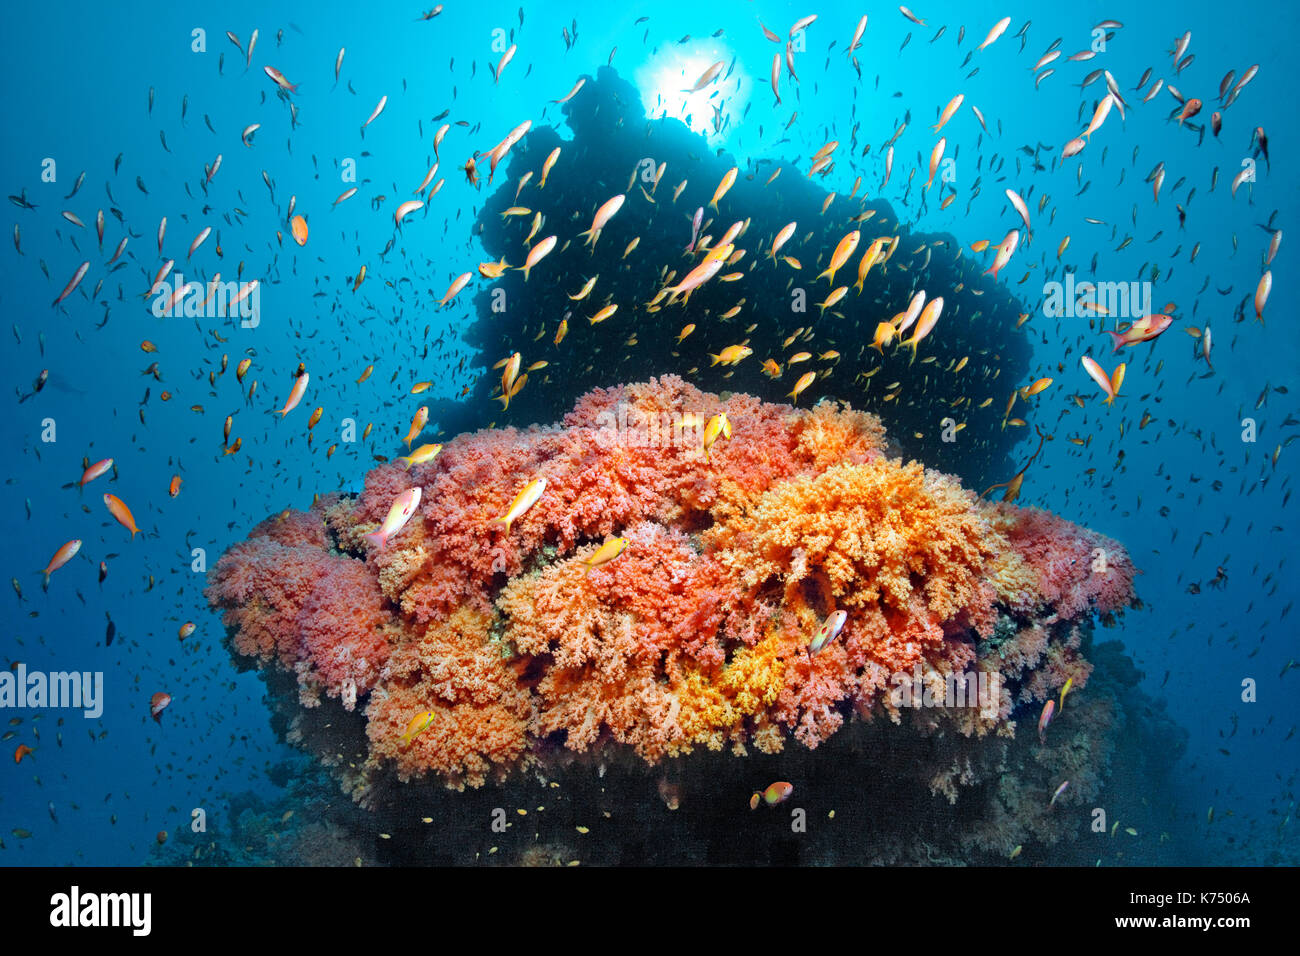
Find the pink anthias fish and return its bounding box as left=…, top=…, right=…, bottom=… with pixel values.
left=808, top=609, right=848, bottom=654
left=1038, top=698, right=1056, bottom=744
left=1103, top=313, right=1173, bottom=352
left=365, top=488, right=422, bottom=549
left=686, top=206, right=704, bottom=253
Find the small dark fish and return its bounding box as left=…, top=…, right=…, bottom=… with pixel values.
left=105, top=614, right=115, bottom=647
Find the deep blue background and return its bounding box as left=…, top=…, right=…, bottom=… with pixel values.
left=0, top=0, right=1295, bottom=864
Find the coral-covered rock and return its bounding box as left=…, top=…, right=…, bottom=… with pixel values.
left=205, top=379, right=1135, bottom=797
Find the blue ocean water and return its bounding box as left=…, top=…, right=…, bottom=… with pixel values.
left=0, top=0, right=1295, bottom=866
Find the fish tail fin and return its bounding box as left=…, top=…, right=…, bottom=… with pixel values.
left=363, top=529, right=387, bottom=550
left=41, top=572, right=49, bottom=592
left=708, top=200, right=718, bottom=212
left=492, top=516, right=512, bottom=535
left=1104, top=330, right=1126, bottom=353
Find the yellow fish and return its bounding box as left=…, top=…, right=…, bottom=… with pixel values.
left=492, top=477, right=547, bottom=534
left=710, top=344, right=752, bottom=366
left=400, top=711, right=436, bottom=747
left=709, top=166, right=738, bottom=210
left=583, top=537, right=629, bottom=574
left=703, top=412, right=731, bottom=461
left=398, top=443, right=442, bottom=468
left=568, top=275, right=598, bottom=300
left=788, top=371, right=816, bottom=403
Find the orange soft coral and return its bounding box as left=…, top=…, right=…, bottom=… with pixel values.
left=209, top=381, right=1136, bottom=793
left=707, top=459, right=1002, bottom=624
left=365, top=607, right=532, bottom=789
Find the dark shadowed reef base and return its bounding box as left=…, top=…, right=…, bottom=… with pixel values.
left=149, top=643, right=1188, bottom=866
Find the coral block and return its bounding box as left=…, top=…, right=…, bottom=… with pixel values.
left=206, top=379, right=1135, bottom=792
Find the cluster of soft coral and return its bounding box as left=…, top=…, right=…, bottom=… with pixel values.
left=206, top=376, right=1134, bottom=790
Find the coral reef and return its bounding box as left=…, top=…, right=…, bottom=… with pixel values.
left=208, top=377, right=1137, bottom=858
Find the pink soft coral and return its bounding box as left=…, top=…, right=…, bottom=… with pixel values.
left=207, top=381, right=1136, bottom=790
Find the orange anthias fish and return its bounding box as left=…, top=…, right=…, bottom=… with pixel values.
left=103, top=494, right=140, bottom=538
left=168, top=475, right=182, bottom=497
left=1021, top=377, right=1054, bottom=398
left=749, top=781, right=794, bottom=809
left=289, top=214, right=308, bottom=246
left=403, top=406, right=429, bottom=448
left=14, top=744, right=33, bottom=764
left=41, top=539, right=81, bottom=589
